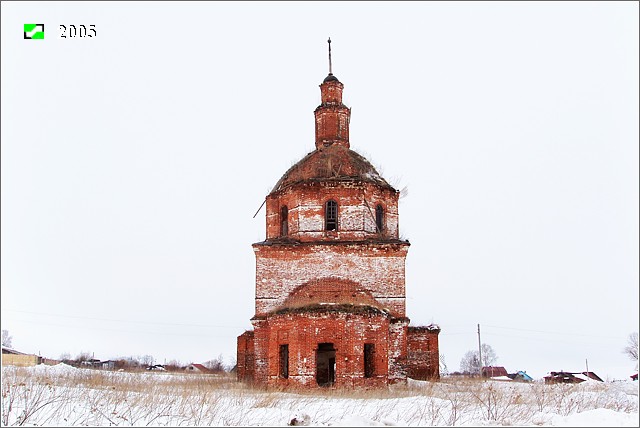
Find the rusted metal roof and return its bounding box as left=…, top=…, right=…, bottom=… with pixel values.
left=270, top=145, right=393, bottom=194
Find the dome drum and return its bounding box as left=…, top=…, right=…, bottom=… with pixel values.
left=264, top=181, right=400, bottom=242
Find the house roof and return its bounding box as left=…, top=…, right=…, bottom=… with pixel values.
left=579, top=371, right=604, bottom=382
left=544, top=371, right=604, bottom=383
left=482, top=366, right=509, bottom=377
left=189, top=363, right=210, bottom=372
left=1, top=346, right=29, bottom=355
left=510, top=371, right=533, bottom=381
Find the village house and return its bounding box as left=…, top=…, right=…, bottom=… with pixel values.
left=544, top=371, right=604, bottom=384
left=237, top=41, right=440, bottom=388
left=508, top=370, right=534, bottom=382
left=185, top=363, right=210, bottom=373
left=1, top=346, right=42, bottom=367
left=482, top=366, right=509, bottom=378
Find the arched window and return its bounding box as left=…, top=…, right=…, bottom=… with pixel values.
left=280, top=206, right=288, bottom=236
left=325, top=200, right=338, bottom=231
left=375, top=204, right=384, bottom=234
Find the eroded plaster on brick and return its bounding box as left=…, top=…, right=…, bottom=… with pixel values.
left=237, top=70, right=439, bottom=388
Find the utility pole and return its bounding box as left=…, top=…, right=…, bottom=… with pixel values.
left=477, top=323, right=483, bottom=377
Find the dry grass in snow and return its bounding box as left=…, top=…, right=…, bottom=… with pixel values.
left=1, top=363, right=638, bottom=426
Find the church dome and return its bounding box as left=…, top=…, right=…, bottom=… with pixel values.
left=323, top=73, right=340, bottom=83
left=270, top=144, right=394, bottom=194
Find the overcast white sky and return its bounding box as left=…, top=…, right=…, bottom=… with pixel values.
left=2, top=2, right=638, bottom=381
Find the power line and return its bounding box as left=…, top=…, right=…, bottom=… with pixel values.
left=11, top=318, right=243, bottom=338
left=439, top=332, right=475, bottom=336
left=483, top=324, right=625, bottom=340
left=4, top=309, right=247, bottom=329
left=436, top=324, right=623, bottom=340
left=482, top=331, right=619, bottom=348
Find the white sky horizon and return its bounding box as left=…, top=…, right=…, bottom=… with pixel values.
left=2, top=1, right=638, bottom=382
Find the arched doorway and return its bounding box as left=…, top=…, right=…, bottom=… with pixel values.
left=316, top=343, right=336, bottom=386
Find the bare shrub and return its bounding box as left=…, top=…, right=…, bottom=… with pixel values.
left=2, top=330, right=13, bottom=348
left=624, top=332, right=639, bottom=362
left=1, top=367, right=70, bottom=426
left=2, top=365, right=637, bottom=426
left=202, top=354, right=226, bottom=373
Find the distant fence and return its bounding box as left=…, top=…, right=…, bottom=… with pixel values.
left=1, top=353, right=42, bottom=367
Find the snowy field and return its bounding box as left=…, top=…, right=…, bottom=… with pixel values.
left=1, top=363, right=638, bottom=426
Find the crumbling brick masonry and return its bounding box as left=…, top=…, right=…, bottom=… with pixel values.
left=237, top=60, right=440, bottom=388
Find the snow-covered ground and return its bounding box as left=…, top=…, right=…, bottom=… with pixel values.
left=2, top=363, right=638, bottom=426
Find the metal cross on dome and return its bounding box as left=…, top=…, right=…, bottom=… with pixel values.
left=328, top=37, right=332, bottom=75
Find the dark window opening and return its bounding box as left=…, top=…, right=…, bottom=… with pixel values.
left=279, top=344, right=289, bottom=379
left=325, top=200, right=338, bottom=231
left=280, top=206, right=288, bottom=237
left=364, top=343, right=375, bottom=378
left=375, top=205, right=384, bottom=234
left=316, top=343, right=336, bottom=386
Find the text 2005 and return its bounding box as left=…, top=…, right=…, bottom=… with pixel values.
left=59, top=25, right=96, bottom=38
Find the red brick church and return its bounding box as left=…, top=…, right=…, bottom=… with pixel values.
left=237, top=42, right=440, bottom=388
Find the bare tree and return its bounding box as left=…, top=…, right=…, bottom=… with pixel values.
left=119, top=356, right=142, bottom=369
left=480, top=343, right=498, bottom=367
left=460, top=350, right=481, bottom=374
left=459, top=344, right=498, bottom=374
left=75, top=351, right=92, bottom=363
left=624, top=332, right=638, bottom=362
left=165, top=359, right=183, bottom=371
left=140, top=355, right=155, bottom=367
left=1, top=330, right=12, bottom=348
left=203, top=354, right=226, bottom=372
left=439, top=353, right=449, bottom=377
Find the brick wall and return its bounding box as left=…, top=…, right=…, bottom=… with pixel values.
left=248, top=309, right=396, bottom=388
left=406, top=326, right=441, bottom=380
left=253, top=242, right=409, bottom=317
left=266, top=181, right=399, bottom=242
left=388, top=317, right=410, bottom=383
left=236, top=331, right=255, bottom=383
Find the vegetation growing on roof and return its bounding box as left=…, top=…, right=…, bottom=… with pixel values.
left=271, top=303, right=389, bottom=317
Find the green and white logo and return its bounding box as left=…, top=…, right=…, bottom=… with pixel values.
left=24, top=24, right=44, bottom=39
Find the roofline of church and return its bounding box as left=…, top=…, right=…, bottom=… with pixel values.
left=250, top=304, right=391, bottom=320
left=252, top=239, right=410, bottom=247
left=268, top=147, right=398, bottom=196
left=270, top=303, right=390, bottom=317
left=249, top=313, right=413, bottom=323
left=270, top=177, right=398, bottom=197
